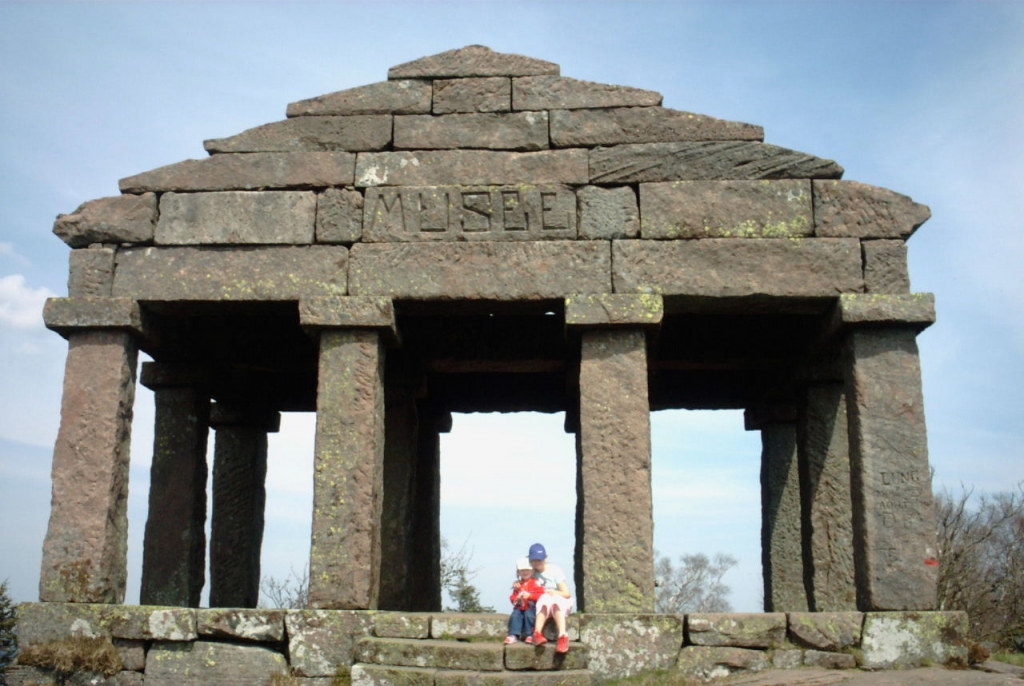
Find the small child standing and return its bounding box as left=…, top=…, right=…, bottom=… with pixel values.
left=505, top=558, right=545, bottom=644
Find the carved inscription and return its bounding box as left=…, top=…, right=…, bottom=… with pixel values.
left=363, top=185, right=577, bottom=241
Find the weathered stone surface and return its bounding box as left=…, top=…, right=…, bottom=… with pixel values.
left=43, top=297, right=145, bottom=337
left=356, top=637, right=505, bottom=671
left=288, top=80, right=432, bottom=116
left=843, top=328, right=938, bottom=611
left=146, top=641, right=287, bottom=686
left=687, top=613, right=786, bottom=648
left=613, top=239, right=863, bottom=298
left=114, top=638, right=145, bottom=671
left=395, top=112, right=548, bottom=151
left=675, top=646, right=769, bottom=680
left=378, top=387, right=419, bottom=612
left=353, top=664, right=437, bottom=686
left=788, top=612, right=863, bottom=651
left=814, top=180, right=931, bottom=239
left=771, top=649, right=803, bottom=669
left=53, top=194, right=157, bottom=247
left=640, top=180, right=813, bottom=239
left=196, top=608, right=285, bottom=642
left=110, top=608, right=198, bottom=641
left=433, top=77, right=511, bottom=113
left=39, top=331, right=137, bottom=603
left=362, top=185, right=576, bottom=242
left=309, top=331, right=385, bottom=609
left=579, top=614, right=682, bottom=680
left=513, top=76, right=662, bottom=110
left=832, top=293, right=936, bottom=332
left=205, top=115, right=392, bottom=153
left=760, top=423, right=808, bottom=612
left=552, top=107, right=762, bottom=147
left=156, top=190, right=316, bottom=245
left=119, top=152, right=356, bottom=192
left=317, top=187, right=364, bottom=243
left=861, top=612, right=968, bottom=669
left=286, top=610, right=374, bottom=676
left=355, top=150, right=588, bottom=186
left=69, top=247, right=116, bottom=297
left=431, top=614, right=508, bottom=640
left=802, top=649, right=858, bottom=669
left=350, top=241, right=610, bottom=299
left=565, top=294, right=663, bottom=328
left=434, top=670, right=593, bottom=686
left=578, top=185, right=638, bottom=239
left=15, top=603, right=196, bottom=645
left=6, top=666, right=144, bottom=686
left=863, top=240, right=911, bottom=294
left=300, top=296, right=397, bottom=332
left=389, top=45, right=559, bottom=79
left=504, top=642, right=589, bottom=671
left=113, top=246, right=347, bottom=300
left=798, top=385, right=857, bottom=612
left=590, top=141, right=844, bottom=183
left=374, top=613, right=431, bottom=639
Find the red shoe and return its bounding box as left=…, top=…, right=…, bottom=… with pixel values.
left=532, top=631, right=547, bottom=646
left=524, top=635, right=534, bottom=644
left=556, top=634, right=569, bottom=653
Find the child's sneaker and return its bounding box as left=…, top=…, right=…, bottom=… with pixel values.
left=532, top=631, right=547, bottom=646
left=524, top=635, right=534, bottom=644
left=556, top=634, right=569, bottom=653
left=504, top=636, right=518, bottom=644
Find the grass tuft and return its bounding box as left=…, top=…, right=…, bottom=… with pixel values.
left=17, top=635, right=122, bottom=677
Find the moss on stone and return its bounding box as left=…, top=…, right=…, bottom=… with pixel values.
left=17, top=635, right=123, bottom=677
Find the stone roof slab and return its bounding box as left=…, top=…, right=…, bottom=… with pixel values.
left=552, top=107, right=763, bottom=147
left=513, top=75, right=662, bottom=110
left=204, top=115, right=392, bottom=153
left=388, top=45, right=559, bottom=79
left=287, top=80, right=432, bottom=117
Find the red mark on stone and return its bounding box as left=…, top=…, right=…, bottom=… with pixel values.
left=925, top=558, right=940, bottom=567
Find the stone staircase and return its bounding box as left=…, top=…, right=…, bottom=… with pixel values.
left=352, top=614, right=592, bottom=686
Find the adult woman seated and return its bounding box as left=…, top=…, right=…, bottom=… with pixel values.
left=526, top=542, right=574, bottom=653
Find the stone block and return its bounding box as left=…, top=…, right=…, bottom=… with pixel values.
left=196, top=608, right=285, bottom=642
left=288, top=80, right=433, bottom=116
left=355, top=150, right=588, bottom=187
left=112, top=639, right=144, bottom=671
left=145, top=641, right=288, bottom=686
left=43, top=297, right=144, bottom=338
left=565, top=294, right=663, bottom=327
left=355, top=637, right=504, bottom=671
left=435, top=671, right=592, bottom=686
left=350, top=241, right=610, bottom=300
left=675, top=646, right=769, bottom=681
left=639, top=180, right=813, bottom=239
left=814, top=180, right=931, bottom=239
left=374, top=612, right=431, bottom=639
left=513, top=76, right=662, bottom=110
left=687, top=613, right=786, bottom=648
left=861, top=612, right=969, bottom=669
left=613, top=239, right=863, bottom=298
left=109, top=608, right=198, bottom=641
left=771, top=649, right=803, bottom=669
left=362, top=185, right=576, bottom=242
left=552, top=107, right=762, bottom=147
left=286, top=609, right=374, bottom=677
left=156, top=190, right=316, bottom=245
left=68, top=247, right=116, bottom=297
left=433, top=77, right=511, bottom=113
left=6, top=666, right=144, bottom=686
left=803, top=650, right=857, bottom=669
left=831, top=293, right=935, bottom=332
left=113, top=245, right=347, bottom=300
left=389, top=45, right=559, bottom=79
left=16, top=603, right=117, bottom=646
left=504, top=643, right=589, bottom=671
left=787, top=612, right=863, bottom=650
left=578, top=186, right=638, bottom=239
left=590, top=141, right=844, bottom=184
left=863, top=239, right=911, bottom=294
left=395, top=112, right=548, bottom=151
left=205, top=115, right=392, bottom=153
left=578, top=614, right=682, bottom=681
left=431, top=613, right=508, bottom=640
left=53, top=194, right=157, bottom=247
left=119, top=152, right=356, bottom=192
left=300, top=296, right=397, bottom=331
left=317, top=187, right=364, bottom=243
left=352, top=664, right=437, bottom=686
left=760, top=423, right=807, bottom=612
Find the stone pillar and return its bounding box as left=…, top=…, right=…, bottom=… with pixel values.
left=833, top=293, right=938, bottom=610
left=567, top=294, right=662, bottom=613
left=208, top=403, right=279, bottom=609
left=798, top=382, right=856, bottom=611
left=748, top=404, right=808, bottom=612
left=300, top=296, right=397, bottom=610
left=407, top=402, right=451, bottom=612
left=39, top=330, right=139, bottom=603
left=139, top=363, right=211, bottom=607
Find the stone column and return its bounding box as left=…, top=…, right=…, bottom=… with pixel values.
left=747, top=404, right=808, bottom=612
left=300, top=296, right=398, bottom=610
left=39, top=298, right=145, bottom=603
left=139, top=363, right=211, bottom=607
left=208, top=403, right=280, bottom=609
left=407, top=402, right=451, bottom=612
left=833, top=293, right=938, bottom=610
left=567, top=294, right=661, bottom=613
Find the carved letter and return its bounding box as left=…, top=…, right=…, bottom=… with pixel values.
left=461, top=191, right=493, bottom=232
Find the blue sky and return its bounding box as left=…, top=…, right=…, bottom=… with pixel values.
left=1, top=1, right=1022, bottom=613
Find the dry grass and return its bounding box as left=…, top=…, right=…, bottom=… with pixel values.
left=17, top=635, right=122, bottom=676
left=993, top=652, right=1024, bottom=667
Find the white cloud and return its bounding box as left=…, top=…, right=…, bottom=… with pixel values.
left=0, top=274, right=54, bottom=330
left=0, top=242, right=30, bottom=265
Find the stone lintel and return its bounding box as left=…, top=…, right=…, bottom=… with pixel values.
left=140, top=362, right=219, bottom=390
left=565, top=294, right=663, bottom=328
left=826, top=293, right=935, bottom=338
left=388, top=45, right=559, bottom=80
left=299, top=296, right=399, bottom=346
left=43, top=297, right=154, bottom=343
left=744, top=403, right=798, bottom=431
left=209, top=402, right=282, bottom=432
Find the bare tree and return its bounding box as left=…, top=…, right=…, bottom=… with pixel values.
left=655, top=551, right=737, bottom=613
left=440, top=538, right=493, bottom=613
left=259, top=565, right=310, bottom=609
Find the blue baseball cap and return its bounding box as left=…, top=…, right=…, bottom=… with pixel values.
left=528, top=543, right=547, bottom=560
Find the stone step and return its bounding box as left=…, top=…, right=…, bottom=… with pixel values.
left=353, top=664, right=593, bottom=686
left=431, top=613, right=581, bottom=642
left=355, top=637, right=589, bottom=672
